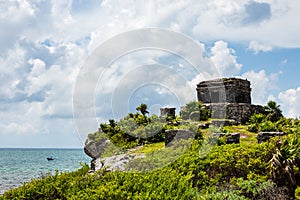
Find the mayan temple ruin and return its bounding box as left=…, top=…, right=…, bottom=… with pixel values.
left=196, top=78, right=264, bottom=124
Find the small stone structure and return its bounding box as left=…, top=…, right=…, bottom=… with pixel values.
left=257, top=132, right=287, bottom=143
left=213, top=133, right=240, bottom=144
left=197, top=78, right=251, bottom=104
left=196, top=78, right=263, bottom=124
left=160, top=107, right=176, bottom=119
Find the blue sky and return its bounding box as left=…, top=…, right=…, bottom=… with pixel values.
left=1, top=0, right=300, bottom=148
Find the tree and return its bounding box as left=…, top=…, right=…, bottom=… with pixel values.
left=136, top=103, right=149, bottom=116
left=264, top=101, right=283, bottom=122
left=180, top=101, right=210, bottom=121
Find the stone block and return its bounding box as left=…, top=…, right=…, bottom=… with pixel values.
left=160, top=107, right=176, bottom=119
left=213, top=132, right=240, bottom=144
left=257, top=132, right=287, bottom=143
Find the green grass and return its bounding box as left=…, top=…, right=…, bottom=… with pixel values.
left=223, top=125, right=257, bottom=144
left=131, top=142, right=165, bottom=154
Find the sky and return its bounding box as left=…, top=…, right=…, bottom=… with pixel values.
left=1, top=0, right=300, bottom=148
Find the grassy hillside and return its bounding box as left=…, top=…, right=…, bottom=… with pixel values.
left=2, top=101, right=300, bottom=199
left=2, top=128, right=300, bottom=199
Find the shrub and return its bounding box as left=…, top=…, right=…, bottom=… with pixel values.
left=295, top=187, right=300, bottom=199
left=180, top=101, right=210, bottom=121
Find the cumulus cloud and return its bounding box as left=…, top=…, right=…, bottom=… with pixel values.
left=241, top=69, right=281, bottom=105
left=242, top=70, right=269, bottom=104
left=187, top=40, right=243, bottom=93
left=278, top=87, right=300, bottom=118
left=248, top=40, right=272, bottom=54
left=192, top=0, right=300, bottom=47
left=210, top=40, right=242, bottom=76
left=0, top=0, right=299, bottom=147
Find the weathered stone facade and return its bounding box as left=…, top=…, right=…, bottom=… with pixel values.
left=205, top=103, right=264, bottom=124
left=160, top=107, right=176, bottom=119
left=197, top=78, right=251, bottom=104
left=197, top=78, right=263, bottom=124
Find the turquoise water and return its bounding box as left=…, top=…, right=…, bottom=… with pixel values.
left=0, top=148, right=91, bottom=195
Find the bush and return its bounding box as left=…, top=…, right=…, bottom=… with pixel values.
left=295, top=187, right=300, bottom=199
left=180, top=101, right=210, bottom=121
left=259, top=121, right=277, bottom=132
left=4, top=135, right=300, bottom=199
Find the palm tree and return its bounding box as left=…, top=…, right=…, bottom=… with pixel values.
left=136, top=103, right=149, bottom=116
left=264, top=101, right=283, bottom=122
left=270, top=136, right=300, bottom=196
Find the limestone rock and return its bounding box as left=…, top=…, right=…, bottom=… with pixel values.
left=84, top=138, right=110, bottom=159
left=189, top=111, right=200, bottom=121
left=93, top=154, right=145, bottom=172
left=257, top=132, right=287, bottom=143
left=91, top=158, right=103, bottom=171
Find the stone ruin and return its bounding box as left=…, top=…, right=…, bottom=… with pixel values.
left=257, top=132, right=287, bottom=143
left=160, top=107, right=176, bottom=119
left=196, top=78, right=264, bottom=124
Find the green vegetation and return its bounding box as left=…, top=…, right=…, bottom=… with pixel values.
left=2, top=101, right=300, bottom=199
left=3, top=136, right=298, bottom=199
left=247, top=113, right=300, bottom=134
left=264, top=100, right=283, bottom=122
left=180, top=101, right=210, bottom=121
left=130, top=142, right=165, bottom=154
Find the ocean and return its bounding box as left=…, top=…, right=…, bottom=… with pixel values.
left=0, top=148, right=91, bottom=195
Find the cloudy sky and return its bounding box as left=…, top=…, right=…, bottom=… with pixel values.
left=1, top=0, right=300, bottom=148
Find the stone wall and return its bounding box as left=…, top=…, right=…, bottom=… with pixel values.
left=204, top=103, right=264, bottom=124
left=196, top=78, right=264, bottom=125
left=160, top=107, right=176, bottom=119
left=197, top=78, right=251, bottom=104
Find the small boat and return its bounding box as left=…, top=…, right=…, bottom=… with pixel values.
left=47, top=157, right=54, bottom=161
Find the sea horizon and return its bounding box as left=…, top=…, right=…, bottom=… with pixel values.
left=0, top=148, right=91, bottom=195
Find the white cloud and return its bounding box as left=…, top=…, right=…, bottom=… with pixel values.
left=278, top=87, right=300, bottom=118
left=248, top=40, right=272, bottom=54
left=210, top=40, right=242, bottom=76
left=0, top=0, right=299, bottom=147
left=192, top=0, right=300, bottom=48
left=241, top=70, right=272, bottom=105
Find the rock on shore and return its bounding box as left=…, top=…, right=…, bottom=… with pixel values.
left=91, top=154, right=145, bottom=172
